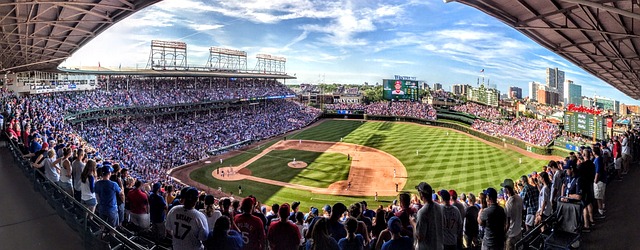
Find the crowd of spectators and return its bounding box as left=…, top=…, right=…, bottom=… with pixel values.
left=61, top=77, right=294, bottom=113
left=451, top=102, right=502, bottom=121
left=472, top=117, right=560, bottom=146
left=365, top=101, right=437, bottom=120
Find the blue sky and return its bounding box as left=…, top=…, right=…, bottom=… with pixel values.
left=61, top=0, right=640, bottom=105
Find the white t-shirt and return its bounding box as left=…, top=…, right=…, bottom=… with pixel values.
left=166, top=205, right=209, bottom=250
left=538, top=185, right=552, bottom=216
left=505, top=195, right=523, bottom=238
left=199, top=208, right=222, bottom=233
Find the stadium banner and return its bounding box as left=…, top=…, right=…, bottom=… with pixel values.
left=382, top=79, right=419, bottom=101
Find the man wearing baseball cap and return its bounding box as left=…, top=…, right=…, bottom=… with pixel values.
left=382, top=216, right=413, bottom=250
left=94, top=165, right=124, bottom=227
left=165, top=187, right=209, bottom=250
left=414, top=182, right=444, bottom=250
left=234, top=197, right=265, bottom=250
left=439, top=189, right=462, bottom=250
left=267, top=203, right=300, bottom=250
left=478, top=187, right=506, bottom=250
left=501, top=179, right=522, bottom=250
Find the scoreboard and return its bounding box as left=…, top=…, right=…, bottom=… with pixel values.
left=383, top=79, right=420, bottom=101
left=563, top=111, right=606, bottom=140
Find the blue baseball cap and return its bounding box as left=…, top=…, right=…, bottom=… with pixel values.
left=387, top=216, right=402, bottom=234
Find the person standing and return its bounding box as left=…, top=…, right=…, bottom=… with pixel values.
left=79, top=160, right=98, bottom=213
left=267, top=203, right=301, bottom=250
left=234, top=197, right=265, bottom=250
left=464, top=194, right=480, bottom=249
left=593, top=147, right=607, bottom=218
left=338, top=217, right=365, bottom=250
left=520, top=175, right=539, bottom=232
left=549, top=161, right=563, bottom=210
left=127, top=180, right=150, bottom=230
left=166, top=187, right=209, bottom=250
left=478, top=188, right=506, bottom=250
left=439, top=190, right=462, bottom=250
left=108, top=163, right=126, bottom=226
left=306, top=217, right=339, bottom=250
left=149, top=182, right=167, bottom=241
left=381, top=217, right=413, bottom=250
left=414, top=182, right=444, bottom=250
left=205, top=216, right=243, bottom=250
left=58, top=147, right=74, bottom=196
left=94, top=166, right=124, bottom=227
left=72, top=148, right=87, bottom=202
left=502, top=179, right=522, bottom=250
left=622, top=133, right=631, bottom=175
left=536, top=172, right=553, bottom=226
left=200, top=195, right=221, bottom=233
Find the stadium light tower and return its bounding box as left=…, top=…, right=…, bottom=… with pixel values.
left=254, top=54, right=286, bottom=74
left=146, top=40, right=188, bottom=70
left=206, top=47, right=248, bottom=72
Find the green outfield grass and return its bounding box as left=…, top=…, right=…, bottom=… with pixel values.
left=245, top=149, right=351, bottom=188
left=190, top=119, right=549, bottom=210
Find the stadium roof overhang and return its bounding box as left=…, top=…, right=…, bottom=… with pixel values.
left=447, top=0, right=640, bottom=99
left=0, top=0, right=160, bottom=73
left=57, top=68, right=297, bottom=79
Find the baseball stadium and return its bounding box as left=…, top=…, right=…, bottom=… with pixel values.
left=2, top=1, right=640, bottom=250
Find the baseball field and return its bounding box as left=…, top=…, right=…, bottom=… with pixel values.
left=185, top=120, right=555, bottom=209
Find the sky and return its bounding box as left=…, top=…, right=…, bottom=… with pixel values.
left=60, top=0, right=640, bottom=105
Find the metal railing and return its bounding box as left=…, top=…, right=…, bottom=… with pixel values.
left=4, top=135, right=165, bottom=250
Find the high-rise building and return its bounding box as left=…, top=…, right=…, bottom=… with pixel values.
left=433, top=83, right=442, bottom=91
left=620, top=103, right=629, bottom=116
left=451, top=84, right=470, bottom=96
left=595, top=96, right=620, bottom=113
left=563, top=80, right=582, bottom=106
left=546, top=67, right=565, bottom=95
left=508, top=86, right=522, bottom=99
left=529, top=81, right=540, bottom=101
left=536, top=85, right=560, bottom=106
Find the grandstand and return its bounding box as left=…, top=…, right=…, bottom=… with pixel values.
left=2, top=1, right=640, bottom=250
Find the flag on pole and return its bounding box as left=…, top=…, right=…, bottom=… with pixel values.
left=480, top=69, right=484, bottom=73
left=98, top=62, right=101, bottom=68
left=119, top=63, right=121, bottom=71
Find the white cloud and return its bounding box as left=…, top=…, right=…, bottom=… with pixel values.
left=436, top=29, right=498, bottom=41
left=188, top=24, right=224, bottom=31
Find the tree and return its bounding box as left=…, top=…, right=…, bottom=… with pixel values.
left=363, top=85, right=384, bottom=104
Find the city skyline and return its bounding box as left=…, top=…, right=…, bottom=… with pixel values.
left=59, top=0, right=640, bottom=105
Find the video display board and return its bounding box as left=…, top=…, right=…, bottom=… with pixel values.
left=383, top=79, right=419, bottom=101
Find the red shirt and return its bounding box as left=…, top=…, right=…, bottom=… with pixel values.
left=127, top=188, right=148, bottom=214
left=234, top=213, right=265, bottom=250
left=268, top=220, right=301, bottom=250
left=614, top=141, right=622, bottom=158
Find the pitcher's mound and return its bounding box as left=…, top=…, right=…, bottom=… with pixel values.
left=288, top=161, right=308, bottom=168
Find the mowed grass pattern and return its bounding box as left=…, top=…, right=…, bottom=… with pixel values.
left=246, top=149, right=351, bottom=188
left=191, top=120, right=548, bottom=209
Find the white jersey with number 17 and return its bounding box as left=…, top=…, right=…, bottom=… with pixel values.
left=166, top=205, right=209, bottom=250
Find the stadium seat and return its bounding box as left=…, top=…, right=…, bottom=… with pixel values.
left=544, top=200, right=583, bottom=249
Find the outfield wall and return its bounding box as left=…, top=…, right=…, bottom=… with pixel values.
left=322, top=113, right=558, bottom=156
